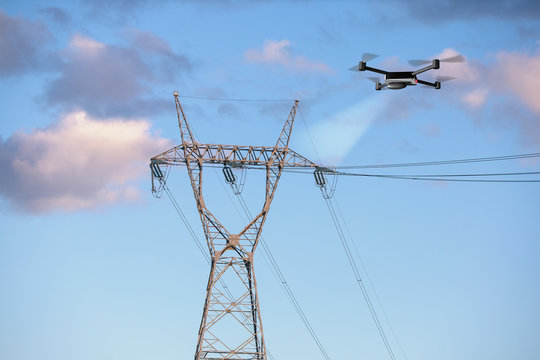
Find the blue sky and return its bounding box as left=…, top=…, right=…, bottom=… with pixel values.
left=1, top=1, right=539, bottom=360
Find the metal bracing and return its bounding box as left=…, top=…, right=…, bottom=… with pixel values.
left=151, top=93, right=312, bottom=360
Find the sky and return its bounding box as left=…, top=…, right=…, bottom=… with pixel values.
left=1, top=1, right=539, bottom=360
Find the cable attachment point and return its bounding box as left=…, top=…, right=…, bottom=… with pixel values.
left=314, top=167, right=338, bottom=199
left=222, top=165, right=237, bottom=184
left=151, top=159, right=168, bottom=198
left=314, top=168, right=327, bottom=187
left=223, top=163, right=247, bottom=195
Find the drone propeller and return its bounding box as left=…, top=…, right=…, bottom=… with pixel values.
left=408, top=54, right=465, bottom=67
left=440, top=54, right=465, bottom=63
left=362, top=52, right=379, bottom=62
left=408, top=59, right=431, bottom=66
left=367, top=76, right=381, bottom=83
left=348, top=64, right=360, bottom=71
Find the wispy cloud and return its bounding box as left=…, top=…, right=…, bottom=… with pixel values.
left=453, top=47, right=540, bottom=115
left=245, top=39, right=332, bottom=74
left=43, top=32, right=191, bottom=117
left=39, top=6, right=71, bottom=26
left=386, top=0, right=540, bottom=22
left=0, top=10, right=57, bottom=76
left=492, top=49, right=540, bottom=114
left=0, top=112, right=172, bottom=213
left=405, top=47, right=540, bottom=145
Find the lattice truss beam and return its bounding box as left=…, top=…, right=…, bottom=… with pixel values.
left=150, top=93, right=321, bottom=360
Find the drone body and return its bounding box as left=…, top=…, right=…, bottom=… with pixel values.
left=350, top=54, right=463, bottom=91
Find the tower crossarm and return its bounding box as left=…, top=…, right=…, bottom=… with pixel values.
left=151, top=143, right=319, bottom=169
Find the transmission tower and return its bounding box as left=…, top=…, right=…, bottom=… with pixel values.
left=150, top=92, right=327, bottom=360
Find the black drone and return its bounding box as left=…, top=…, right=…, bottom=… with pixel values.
left=349, top=53, right=464, bottom=90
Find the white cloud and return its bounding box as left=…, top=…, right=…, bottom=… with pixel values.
left=447, top=47, right=540, bottom=116
left=462, top=88, right=489, bottom=108
left=69, top=33, right=106, bottom=53
left=494, top=49, right=540, bottom=114
left=435, top=48, right=480, bottom=83
left=0, top=111, right=172, bottom=213
left=245, top=39, right=332, bottom=74
left=421, top=47, right=540, bottom=144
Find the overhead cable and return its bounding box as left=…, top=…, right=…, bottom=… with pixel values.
left=336, top=152, right=540, bottom=169
left=235, top=192, right=333, bottom=360
left=322, top=195, right=397, bottom=360
left=181, top=95, right=293, bottom=102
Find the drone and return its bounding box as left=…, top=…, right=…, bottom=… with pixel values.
left=349, top=53, right=464, bottom=90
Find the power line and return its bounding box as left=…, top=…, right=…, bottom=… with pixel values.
left=322, top=194, right=397, bottom=360
left=235, top=192, right=333, bottom=360
left=271, top=168, right=540, bottom=183
left=180, top=95, right=293, bottom=102
left=333, top=197, right=409, bottom=360
left=211, top=167, right=332, bottom=360
left=298, top=106, right=323, bottom=165
left=336, top=152, right=540, bottom=169
left=344, top=171, right=540, bottom=177
left=334, top=172, right=540, bottom=183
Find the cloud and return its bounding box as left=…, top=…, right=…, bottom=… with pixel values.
left=245, top=39, right=332, bottom=74
left=493, top=49, right=540, bottom=114
left=44, top=32, right=191, bottom=117
left=453, top=47, right=540, bottom=115
left=39, top=6, right=71, bottom=25
left=0, top=111, right=172, bottom=213
left=0, top=10, right=56, bottom=76
left=387, top=0, right=540, bottom=22
left=80, top=0, right=161, bottom=24
left=426, top=47, right=540, bottom=144
left=462, top=88, right=489, bottom=108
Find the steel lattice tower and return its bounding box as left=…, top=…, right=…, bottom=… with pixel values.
left=150, top=93, right=321, bottom=360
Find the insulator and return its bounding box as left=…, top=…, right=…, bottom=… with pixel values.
left=151, top=162, right=164, bottom=179
left=314, top=169, right=327, bottom=187
left=222, top=166, right=236, bottom=184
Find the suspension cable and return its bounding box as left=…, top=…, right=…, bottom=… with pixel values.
left=234, top=192, right=332, bottom=360
left=322, top=194, right=397, bottom=360
left=296, top=104, right=401, bottom=360
left=333, top=198, right=409, bottom=360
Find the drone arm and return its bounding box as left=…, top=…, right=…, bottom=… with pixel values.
left=364, top=65, right=387, bottom=75
left=412, top=59, right=440, bottom=76
left=417, top=79, right=440, bottom=89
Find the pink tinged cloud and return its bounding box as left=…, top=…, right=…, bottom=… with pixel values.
left=495, top=50, right=540, bottom=114
left=447, top=46, right=540, bottom=116
left=462, top=88, right=489, bottom=107
left=245, top=39, right=332, bottom=74
left=0, top=112, right=172, bottom=213
left=435, top=48, right=480, bottom=83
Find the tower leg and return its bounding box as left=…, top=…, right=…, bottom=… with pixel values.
left=195, top=253, right=266, bottom=360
